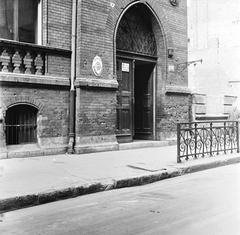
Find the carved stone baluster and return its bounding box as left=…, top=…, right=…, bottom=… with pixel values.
left=24, top=51, right=35, bottom=74
left=0, top=47, right=11, bottom=72
left=12, top=50, right=23, bottom=73
left=34, top=53, right=44, bottom=75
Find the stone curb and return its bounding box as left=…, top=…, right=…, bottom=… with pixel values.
left=1, top=156, right=240, bottom=213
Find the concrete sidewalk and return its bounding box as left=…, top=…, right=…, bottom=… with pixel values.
left=0, top=142, right=240, bottom=212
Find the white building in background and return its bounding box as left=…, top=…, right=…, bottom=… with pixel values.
left=188, top=0, right=240, bottom=119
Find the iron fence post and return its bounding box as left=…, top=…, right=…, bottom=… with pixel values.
left=210, top=122, right=213, bottom=156
left=202, top=125, right=205, bottom=157
left=237, top=121, right=239, bottom=153
left=230, top=122, right=233, bottom=153
left=177, top=123, right=181, bottom=163
left=194, top=122, right=197, bottom=159
left=224, top=122, right=226, bottom=154
left=217, top=127, right=220, bottom=155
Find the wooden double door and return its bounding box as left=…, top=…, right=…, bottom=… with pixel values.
left=116, top=58, right=155, bottom=143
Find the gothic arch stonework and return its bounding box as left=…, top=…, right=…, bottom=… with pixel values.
left=106, top=1, right=173, bottom=51
left=112, top=0, right=174, bottom=48
left=104, top=0, right=174, bottom=77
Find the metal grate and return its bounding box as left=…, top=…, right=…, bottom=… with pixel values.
left=5, top=105, right=37, bottom=145
left=116, top=6, right=157, bottom=56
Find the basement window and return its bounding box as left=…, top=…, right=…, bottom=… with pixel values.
left=5, top=104, right=38, bottom=145
left=0, top=0, right=42, bottom=44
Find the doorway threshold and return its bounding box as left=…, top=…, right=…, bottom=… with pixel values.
left=118, top=140, right=172, bottom=151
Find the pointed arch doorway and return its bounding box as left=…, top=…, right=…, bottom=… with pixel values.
left=116, top=3, right=158, bottom=143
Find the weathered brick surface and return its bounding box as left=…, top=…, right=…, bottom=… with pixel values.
left=77, top=0, right=188, bottom=142
left=157, top=93, right=190, bottom=139
left=76, top=88, right=117, bottom=137
left=46, top=55, right=71, bottom=78
left=77, top=0, right=187, bottom=80
left=41, top=0, right=72, bottom=78
left=1, top=0, right=189, bottom=157
left=0, top=0, right=72, bottom=157
left=42, top=0, right=72, bottom=50
left=0, top=82, right=69, bottom=150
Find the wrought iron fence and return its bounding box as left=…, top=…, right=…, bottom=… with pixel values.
left=177, top=121, right=239, bottom=163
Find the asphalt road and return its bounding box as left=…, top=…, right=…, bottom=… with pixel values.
left=1, top=164, right=240, bottom=235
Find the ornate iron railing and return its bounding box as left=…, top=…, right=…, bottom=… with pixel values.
left=177, top=121, right=239, bottom=163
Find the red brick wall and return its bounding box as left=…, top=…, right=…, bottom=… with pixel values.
left=76, top=88, right=117, bottom=136
left=46, top=55, right=71, bottom=78
left=42, top=0, right=72, bottom=50
left=158, top=93, right=191, bottom=139
left=0, top=1, right=72, bottom=157
left=0, top=0, right=189, bottom=157
left=42, top=0, right=72, bottom=78
left=77, top=0, right=188, bottom=140
left=0, top=82, right=69, bottom=147
left=77, top=0, right=187, bottom=81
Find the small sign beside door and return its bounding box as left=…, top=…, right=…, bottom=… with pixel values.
left=168, top=64, right=175, bottom=72
left=122, top=63, right=129, bottom=72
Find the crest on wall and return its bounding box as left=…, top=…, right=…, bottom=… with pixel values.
left=92, top=56, right=103, bottom=76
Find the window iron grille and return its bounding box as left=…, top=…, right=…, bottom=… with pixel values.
left=5, top=105, right=37, bottom=145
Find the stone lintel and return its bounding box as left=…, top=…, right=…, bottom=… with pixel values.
left=0, top=72, right=69, bottom=87
left=75, top=77, right=118, bottom=89
left=195, top=115, right=228, bottom=121
left=165, top=85, right=191, bottom=94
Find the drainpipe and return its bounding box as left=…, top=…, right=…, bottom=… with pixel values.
left=68, top=0, right=77, bottom=154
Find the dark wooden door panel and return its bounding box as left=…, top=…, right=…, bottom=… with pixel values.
left=116, top=59, right=133, bottom=143
left=122, top=109, right=131, bottom=130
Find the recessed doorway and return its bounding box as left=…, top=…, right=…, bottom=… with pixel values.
left=115, top=2, right=159, bottom=143
left=116, top=56, right=156, bottom=143
left=134, top=60, right=155, bottom=140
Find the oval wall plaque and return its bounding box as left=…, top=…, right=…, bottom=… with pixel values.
left=92, top=55, right=103, bottom=76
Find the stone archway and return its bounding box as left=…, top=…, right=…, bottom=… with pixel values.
left=114, top=2, right=165, bottom=143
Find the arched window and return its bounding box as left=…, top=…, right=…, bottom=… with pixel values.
left=5, top=104, right=38, bottom=145
left=116, top=5, right=157, bottom=56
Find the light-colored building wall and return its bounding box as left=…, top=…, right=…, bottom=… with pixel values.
left=188, top=0, right=240, bottom=116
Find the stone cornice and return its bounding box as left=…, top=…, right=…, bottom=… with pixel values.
left=165, top=85, right=191, bottom=94
left=0, top=72, right=69, bottom=86
left=75, top=77, right=118, bottom=89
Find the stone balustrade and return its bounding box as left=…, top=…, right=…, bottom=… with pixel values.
left=0, top=39, right=71, bottom=77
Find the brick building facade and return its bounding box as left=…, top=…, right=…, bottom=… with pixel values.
left=0, top=0, right=189, bottom=158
